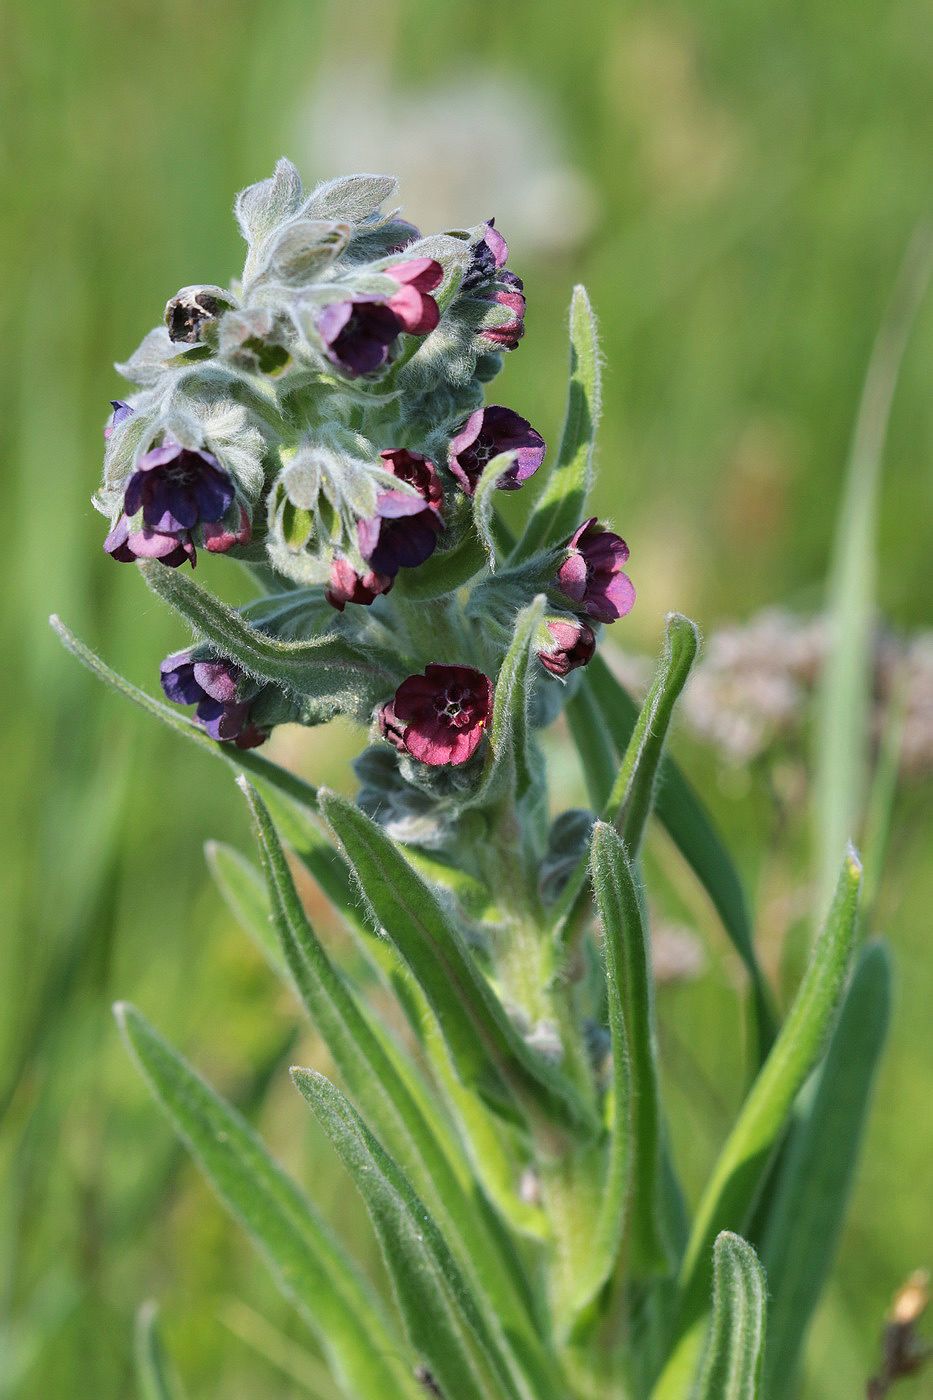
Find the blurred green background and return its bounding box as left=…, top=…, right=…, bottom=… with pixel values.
left=2, top=0, right=931, bottom=1395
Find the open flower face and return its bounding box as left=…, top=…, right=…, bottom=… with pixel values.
left=448, top=405, right=546, bottom=495
left=557, top=517, right=635, bottom=624
left=379, top=664, right=494, bottom=766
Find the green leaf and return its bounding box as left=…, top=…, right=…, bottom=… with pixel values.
left=139, top=560, right=395, bottom=716
left=204, top=840, right=284, bottom=974
left=653, top=850, right=862, bottom=1397
left=511, top=285, right=601, bottom=561
left=393, top=531, right=488, bottom=600
left=472, top=451, right=519, bottom=567
left=318, top=789, right=596, bottom=1143
left=552, top=615, right=699, bottom=943
left=114, top=1003, right=419, bottom=1400
left=473, top=595, right=546, bottom=806
left=50, top=616, right=322, bottom=814
left=291, top=1069, right=525, bottom=1400
left=812, top=229, right=932, bottom=907
left=134, top=1301, right=184, bottom=1400
left=760, top=942, right=891, bottom=1399
left=691, top=1233, right=767, bottom=1400
left=239, top=780, right=551, bottom=1372
left=591, top=822, right=672, bottom=1281
left=578, top=654, right=777, bottom=1058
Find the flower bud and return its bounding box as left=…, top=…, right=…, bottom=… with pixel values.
left=160, top=649, right=267, bottom=748
left=325, top=555, right=394, bottom=611
left=537, top=616, right=596, bottom=676
left=556, top=517, right=635, bottom=624
left=448, top=406, right=546, bottom=495
left=379, top=664, right=493, bottom=766
left=164, top=285, right=233, bottom=344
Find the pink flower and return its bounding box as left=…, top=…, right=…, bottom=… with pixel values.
left=325, top=556, right=394, bottom=611
left=448, top=406, right=546, bottom=495
left=379, top=664, right=493, bottom=766
left=557, top=518, right=635, bottom=624
left=538, top=618, right=596, bottom=676
left=384, top=258, right=443, bottom=335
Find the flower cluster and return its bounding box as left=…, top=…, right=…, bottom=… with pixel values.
left=94, top=163, right=634, bottom=811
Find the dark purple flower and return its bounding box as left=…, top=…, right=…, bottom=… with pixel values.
left=325, top=555, right=395, bottom=611
left=557, top=518, right=636, bottom=625
left=104, top=400, right=134, bottom=440
left=159, top=649, right=267, bottom=749
left=538, top=618, right=597, bottom=676
left=448, top=406, right=546, bottom=496
left=357, top=450, right=444, bottom=575
left=317, top=258, right=443, bottom=377
left=379, top=664, right=493, bottom=767
left=105, top=440, right=236, bottom=568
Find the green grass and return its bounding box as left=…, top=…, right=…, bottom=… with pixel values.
left=2, top=1, right=931, bottom=1395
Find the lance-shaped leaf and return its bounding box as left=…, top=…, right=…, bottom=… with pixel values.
left=205, top=840, right=284, bottom=974
left=134, top=1302, right=183, bottom=1400
left=319, top=789, right=596, bottom=1142
left=552, top=614, right=698, bottom=941
left=139, top=560, right=395, bottom=715
left=760, top=942, right=891, bottom=1400
left=472, top=451, right=519, bottom=568
left=691, top=1233, right=767, bottom=1400
left=240, top=780, right=551, bottom=1373
left=292, top=1069, right=526, bottom=1400
left=576, top=654, right=777, bottom=1058
left=590, top=822, right=672, bottom=1285
left=653, top=850, right=862, bottom=1397
left=471, top=595, right=546, bottom=806
left=50, top=615, right=321, bottom=813
left=511, top=285, right=601, bottom=562
left=114, top=1003, right=419, bottom=1400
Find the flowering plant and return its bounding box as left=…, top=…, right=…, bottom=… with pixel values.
left=54, top=163, right=894, bottom=1399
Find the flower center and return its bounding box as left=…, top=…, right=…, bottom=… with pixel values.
left=434, top=684, right=473, bottom=728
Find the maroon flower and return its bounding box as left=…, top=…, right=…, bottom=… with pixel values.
left=460, top=221, right=525, bottom=352
left=448, top=406, right=546, bottom=496
left=160, top=649, right=267, bottom=748
left=325, top=555, right=394, bottom=611
left=203, top=503, right=253, bottom=554
left=357, top=450, right=444, bottom=575
left=379, top=664, right=493, bottom=766
left=538, top=618, right=597, bottom=676
left=557, top=518, right=635, bottom=625
left=384, top=258, right=443, bottom=334
left=316, top=258, right=443, bottom=377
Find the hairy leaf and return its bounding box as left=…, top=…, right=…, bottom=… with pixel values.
left=653, top=850, right=861, bottom=1396
left=512, top=285, right=601, bottom=561
left=760, top=942, right=891, bottom=1399
left=691, top=1233, right=767, bottom=1400
left=115, top=1004, right=419, bottom=1400
left=292, top=1069, right=526, bottom=1400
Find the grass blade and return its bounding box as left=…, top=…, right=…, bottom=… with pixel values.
left=813, top=228, right=932, bottom=906
left=691, top=1233, right=767, bottom=1400
left=760, top=942, right=891, bottom=1399
left=511, top=285, right=601, bottom=561
left=291, top=1068, right=525, bottom=1400
left=134, top=1301, right=184, bottom=1400
left=653, top=849, right=861, bottom=1396
left=115, top=1003, right=419, bottom=1400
